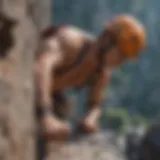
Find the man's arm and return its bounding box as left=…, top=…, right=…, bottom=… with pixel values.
left=34, top=38, right=61, bottom=115
left=34, top=38, right=70, bottom=140
left=80, top=67, right=112, bottom=132
left=87, top=68, right=111, bottom=110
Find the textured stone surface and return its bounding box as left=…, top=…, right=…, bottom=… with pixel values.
left=0, top=0, right=51, bottom=159
left=47, top=132, right=126, bottom=160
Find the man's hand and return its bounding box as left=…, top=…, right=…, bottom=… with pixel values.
left=77, top=108, right=101, bottom=133
left=41, top=114, right=71, bottom=141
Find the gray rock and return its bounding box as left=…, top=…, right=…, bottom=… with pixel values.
left=0, top=0, right=51, bottom=159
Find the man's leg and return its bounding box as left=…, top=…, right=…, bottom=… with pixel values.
left=36, top=131, right=47, bottom=160
left=35, top=104, right=48, bottom=160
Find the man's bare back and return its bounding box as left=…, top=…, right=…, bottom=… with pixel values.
left=38, top=25, right=98, bottom=91
left=34, top=15, right=146, bottom=140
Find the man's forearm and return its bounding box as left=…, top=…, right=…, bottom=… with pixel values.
left=86, top=68, right=111, bottom=117
left=85, top=97, right=102, bottom=120
left=35, top=74, right=53, bottom=117
left=85, top=106, right=101, bottom=120
left=34, top=59, right=54, bottom=117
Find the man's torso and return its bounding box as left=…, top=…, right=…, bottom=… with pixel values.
left=40, top=25, right=98, bottom=92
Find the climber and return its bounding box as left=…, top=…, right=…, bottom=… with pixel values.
left=34, top=14, right=146, bottom=141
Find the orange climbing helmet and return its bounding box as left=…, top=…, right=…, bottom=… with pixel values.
left=106, top=14, right=146, bottom=59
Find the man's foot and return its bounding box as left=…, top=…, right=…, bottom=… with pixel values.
left=41, top=114, right=71, bottom=141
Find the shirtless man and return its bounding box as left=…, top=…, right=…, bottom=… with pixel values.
left=34, top=14, right=146, bottom=140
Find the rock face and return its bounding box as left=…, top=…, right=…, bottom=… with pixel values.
left=46, top=132, right=126, bottom=160
left=0, top=0, right=51, bottom=160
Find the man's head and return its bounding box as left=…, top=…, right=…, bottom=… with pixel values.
left=97, top=14, right=146, bottom=68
